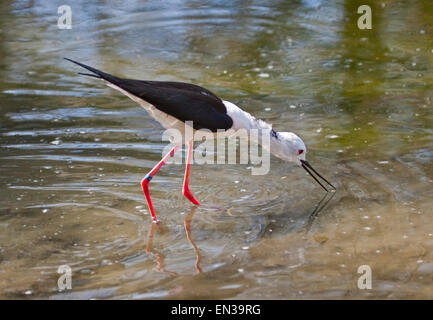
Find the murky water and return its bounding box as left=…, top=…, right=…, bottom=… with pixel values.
left=0, top=0, right=432, bottom=299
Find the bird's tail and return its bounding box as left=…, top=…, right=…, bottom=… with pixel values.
left=64, top=58, right=119, bottom=83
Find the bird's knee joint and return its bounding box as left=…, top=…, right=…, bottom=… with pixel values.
left=182, top=187, right=189, bottom=196
left=141, top=174, right=152, bottom=186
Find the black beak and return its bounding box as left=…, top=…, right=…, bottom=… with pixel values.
left=300, top=160, right=336, bottom=192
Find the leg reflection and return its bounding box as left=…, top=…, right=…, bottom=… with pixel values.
left=184, top=207, right=202, bottom=274
left=145, top=221, right=179, bottom=277
left=145, top=206, right=202, bottom=276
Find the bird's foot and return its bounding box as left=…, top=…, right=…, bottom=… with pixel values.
left=182, top=187, right=200, bottom=206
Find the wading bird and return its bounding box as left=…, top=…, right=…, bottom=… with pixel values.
left=65, top=58, right=336, bottom=222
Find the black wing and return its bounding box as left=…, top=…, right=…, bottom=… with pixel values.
left=65, top=58, right=233, bottom=131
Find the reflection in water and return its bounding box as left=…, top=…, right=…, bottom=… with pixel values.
left=304, top=191, right=336, bottom=232
left=145, top=222, right=179, bottom=277
left=183, top=207, right=203, bottom=274
left=145, top=207, right=202, bottom=277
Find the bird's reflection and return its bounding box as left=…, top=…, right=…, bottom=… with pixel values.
left=145, top=193, right=334, bottom=276
left=145, top=206, right=202, bottom=276
left=304, top=191, right=336, bottom=232
left=183, top=207, right=202, bottom=274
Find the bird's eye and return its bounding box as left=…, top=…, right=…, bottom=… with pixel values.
left=298, top=149, right=304, bottom=155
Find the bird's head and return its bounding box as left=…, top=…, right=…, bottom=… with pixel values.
left=270, top=131, right=306, bottom=165
left=270, top=130, right=336, bottom=192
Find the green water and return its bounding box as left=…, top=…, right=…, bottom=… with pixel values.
left=0, top=0, right=432, bottom=299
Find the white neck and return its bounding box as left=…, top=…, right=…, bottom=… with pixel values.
left=223, top=100, right=281, bottom=153
left=223, top=100, right=272, bottom=131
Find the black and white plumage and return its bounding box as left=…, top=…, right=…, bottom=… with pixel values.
left=66, top=58, right=232, bottom=132
left=65, top=59, right=282, bottom=145
left=65, top=58, right=335, bottom=221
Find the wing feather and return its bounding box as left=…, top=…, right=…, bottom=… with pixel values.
left=65, top=58, right=233, bottom=131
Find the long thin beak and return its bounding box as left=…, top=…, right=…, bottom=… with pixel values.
left=300, top=160, right=336, bottom=192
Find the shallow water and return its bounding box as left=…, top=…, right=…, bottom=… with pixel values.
left=0, top=0, right=432, bottom=299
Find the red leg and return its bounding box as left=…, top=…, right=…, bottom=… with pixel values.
left=182, top=140, right=200, bottom=205
left=141, top=144, right=179, bottom=222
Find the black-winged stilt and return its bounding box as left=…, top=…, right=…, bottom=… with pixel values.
left=65, top=58, right=336, bottom=222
